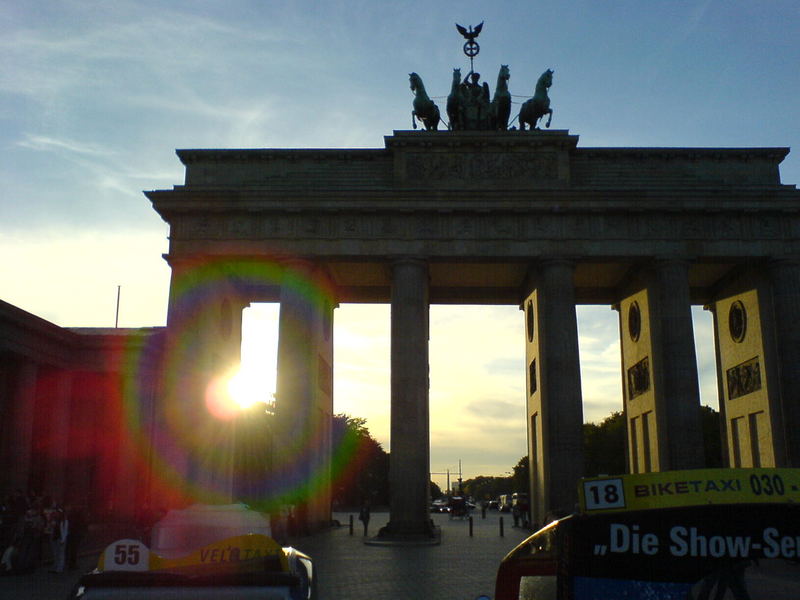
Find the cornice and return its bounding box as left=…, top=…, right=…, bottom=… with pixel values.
left=176, top=148, right=387, bottom=165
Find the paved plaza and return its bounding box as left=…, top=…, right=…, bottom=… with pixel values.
left=0, top=510, right=531, bottom=600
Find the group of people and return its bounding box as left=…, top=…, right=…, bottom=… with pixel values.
left=0, top=490, right=87, bottom=575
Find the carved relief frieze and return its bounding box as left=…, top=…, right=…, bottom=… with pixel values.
left=524, top=215, right=558, bottom=239
left=403, top=151, right=559, bottom=185
left=681, top=215, right=707, bottom=240
left=268, top=216, right=295, bottom=238
left=454, top=216, right=476, bottom=238
left=715, top=215, right=741, bottom=239
left=229, top=217, right=251, bottom=237
left=627, top=356, right=650, bottom=400
left=380, top=216, right=399, bottom=236
left=726, top=356, right=762, bottom=400
left=490, top=216, right=518, bottom=239
left=169, top=204, right=788, bottom=252
left=750, top=214, right=780, bottom=238
left=342, top=218, right=360, bottom=236
left=414, top=214, right=439, bottom=238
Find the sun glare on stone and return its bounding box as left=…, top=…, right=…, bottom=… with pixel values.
left=226, top=369, right=263, bottom=409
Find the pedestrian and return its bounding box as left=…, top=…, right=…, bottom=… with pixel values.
left=65, top=506, right=87, bottom=570
left=358, top=501, right=371, bottom=537
left=49, top=509, right=68, bottom=574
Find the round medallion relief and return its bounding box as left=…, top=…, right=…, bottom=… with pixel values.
left=729, top=300, right=747, bottom=343
left=628, top=301, right=641, bottom=342
left=526, top=300, right=535, bottom=343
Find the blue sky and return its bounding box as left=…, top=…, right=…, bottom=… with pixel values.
left=1, top=1, right=798, bottom=488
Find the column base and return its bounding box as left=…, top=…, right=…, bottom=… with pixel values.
left=366, top=522, right=441, bottom=546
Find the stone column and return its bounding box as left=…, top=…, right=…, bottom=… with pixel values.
left=161, top=259, right=246, bottom=504
left=7, top=360, right=38, bottom=492
left=275, top=260, right=335, bottom=533
left=383, top=258, right=432, bottom=538
left=768, top=258, right=800, bottom=466
left=646, top=259, right=704, bottom=469
left=523, top=259, right=583, bottom=525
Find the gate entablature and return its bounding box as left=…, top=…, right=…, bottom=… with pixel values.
left=147, top=131, right=799, bottom=308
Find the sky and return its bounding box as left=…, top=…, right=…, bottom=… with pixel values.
left=1, top=1, right=799, bottom=491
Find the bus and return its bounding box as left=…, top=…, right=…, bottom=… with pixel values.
left=493, top=468, right=800, bottom=599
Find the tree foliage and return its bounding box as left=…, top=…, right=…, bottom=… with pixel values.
left=331, top=413, right=389, bottom=508
left=700, top=405, right=723, bottom=467
left=581, top=407, right=724, bottom=476
left=462, top=475, right=513, bottom=501
left=583, top=411, right=627, bottom=477
left=512, top=455, right=529, bottom=494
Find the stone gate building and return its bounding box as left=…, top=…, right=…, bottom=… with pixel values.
left=2, top=129, right=798, bottom=533
left=144, top=130, right=800, bottom=532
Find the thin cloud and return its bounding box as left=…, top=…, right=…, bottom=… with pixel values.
left=17, top=134, right=111, bottom=156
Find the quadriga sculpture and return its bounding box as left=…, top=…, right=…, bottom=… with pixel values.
left=519, top=69, right=554, bottom=130
left=447, top=68, right=464, bottom=130
left=409, top=72, right=441, bottom=131
left=489, top=64, right=511, bottom=131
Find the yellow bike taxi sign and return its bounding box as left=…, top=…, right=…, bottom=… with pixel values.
left=99, top=534, right=287, bottom=572
left=579, top=468, right=800, bottom=514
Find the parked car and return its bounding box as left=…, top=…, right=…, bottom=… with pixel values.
left=486, top=499, right=499, bottom=510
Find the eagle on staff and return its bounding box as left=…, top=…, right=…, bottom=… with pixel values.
left=456, top=21, right=483, bottom=42
left=456, top=21, right=484, bottom=76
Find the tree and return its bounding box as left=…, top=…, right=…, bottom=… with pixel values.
left=583, top=411, right=626, bottom=477
left=430, top=481, right=443, bottom=499
left=331, top=414, right=389, bottom=508
left=581, top=406, right=724, bottom=476
left=700, top=405, right=723, bottom=467
left=512, top=455, right=529, bottom=494
left=462, top=475, right=513, bottom=502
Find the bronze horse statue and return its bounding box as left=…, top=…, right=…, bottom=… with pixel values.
left=446, top=68, right=463, bottom=130
left=519, top=69, right=554, bottom=130
left=489, top=64, right=511, bottom=130
left=409, top=72, right=440, bottom=131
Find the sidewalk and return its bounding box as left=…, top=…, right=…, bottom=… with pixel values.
left=297, top=510, right=531, bottom=600
left=0, top=510, right=531, bottom=600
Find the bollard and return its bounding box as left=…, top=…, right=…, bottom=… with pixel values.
left=349, top=514, right=354, bottom=536
left=469, top=516, right=473, bottom=537
left=500, top=516, right=504, bottom=537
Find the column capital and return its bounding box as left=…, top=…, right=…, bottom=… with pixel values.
left=391, top=256, right=429, bottom=268
left=767, top=256, right=800, bottom=269
left=648, top=255, right=695, bottom=269
left=524, top=257, right=576, bottom=294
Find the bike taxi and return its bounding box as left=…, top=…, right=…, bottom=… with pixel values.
left=493, top=468, right=800, bottom=599
left=68, top=503, right=315, bottom=599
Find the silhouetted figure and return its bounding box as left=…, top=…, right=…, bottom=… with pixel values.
left=66, top=506, right=87, bottom=570
left=358, top=501, right=371, bottom=537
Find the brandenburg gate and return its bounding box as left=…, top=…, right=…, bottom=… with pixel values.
left=146, top=128, right=800, bottom=536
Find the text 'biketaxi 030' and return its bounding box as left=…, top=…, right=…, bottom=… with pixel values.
left=68, top=503, right=315, bottom=600
left=493, top=467, right=800, bottom=600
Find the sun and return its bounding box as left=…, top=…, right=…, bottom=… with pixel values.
left=226, top=368, right=265, bottom=409
left=204, top=304, right=279, bottom=420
